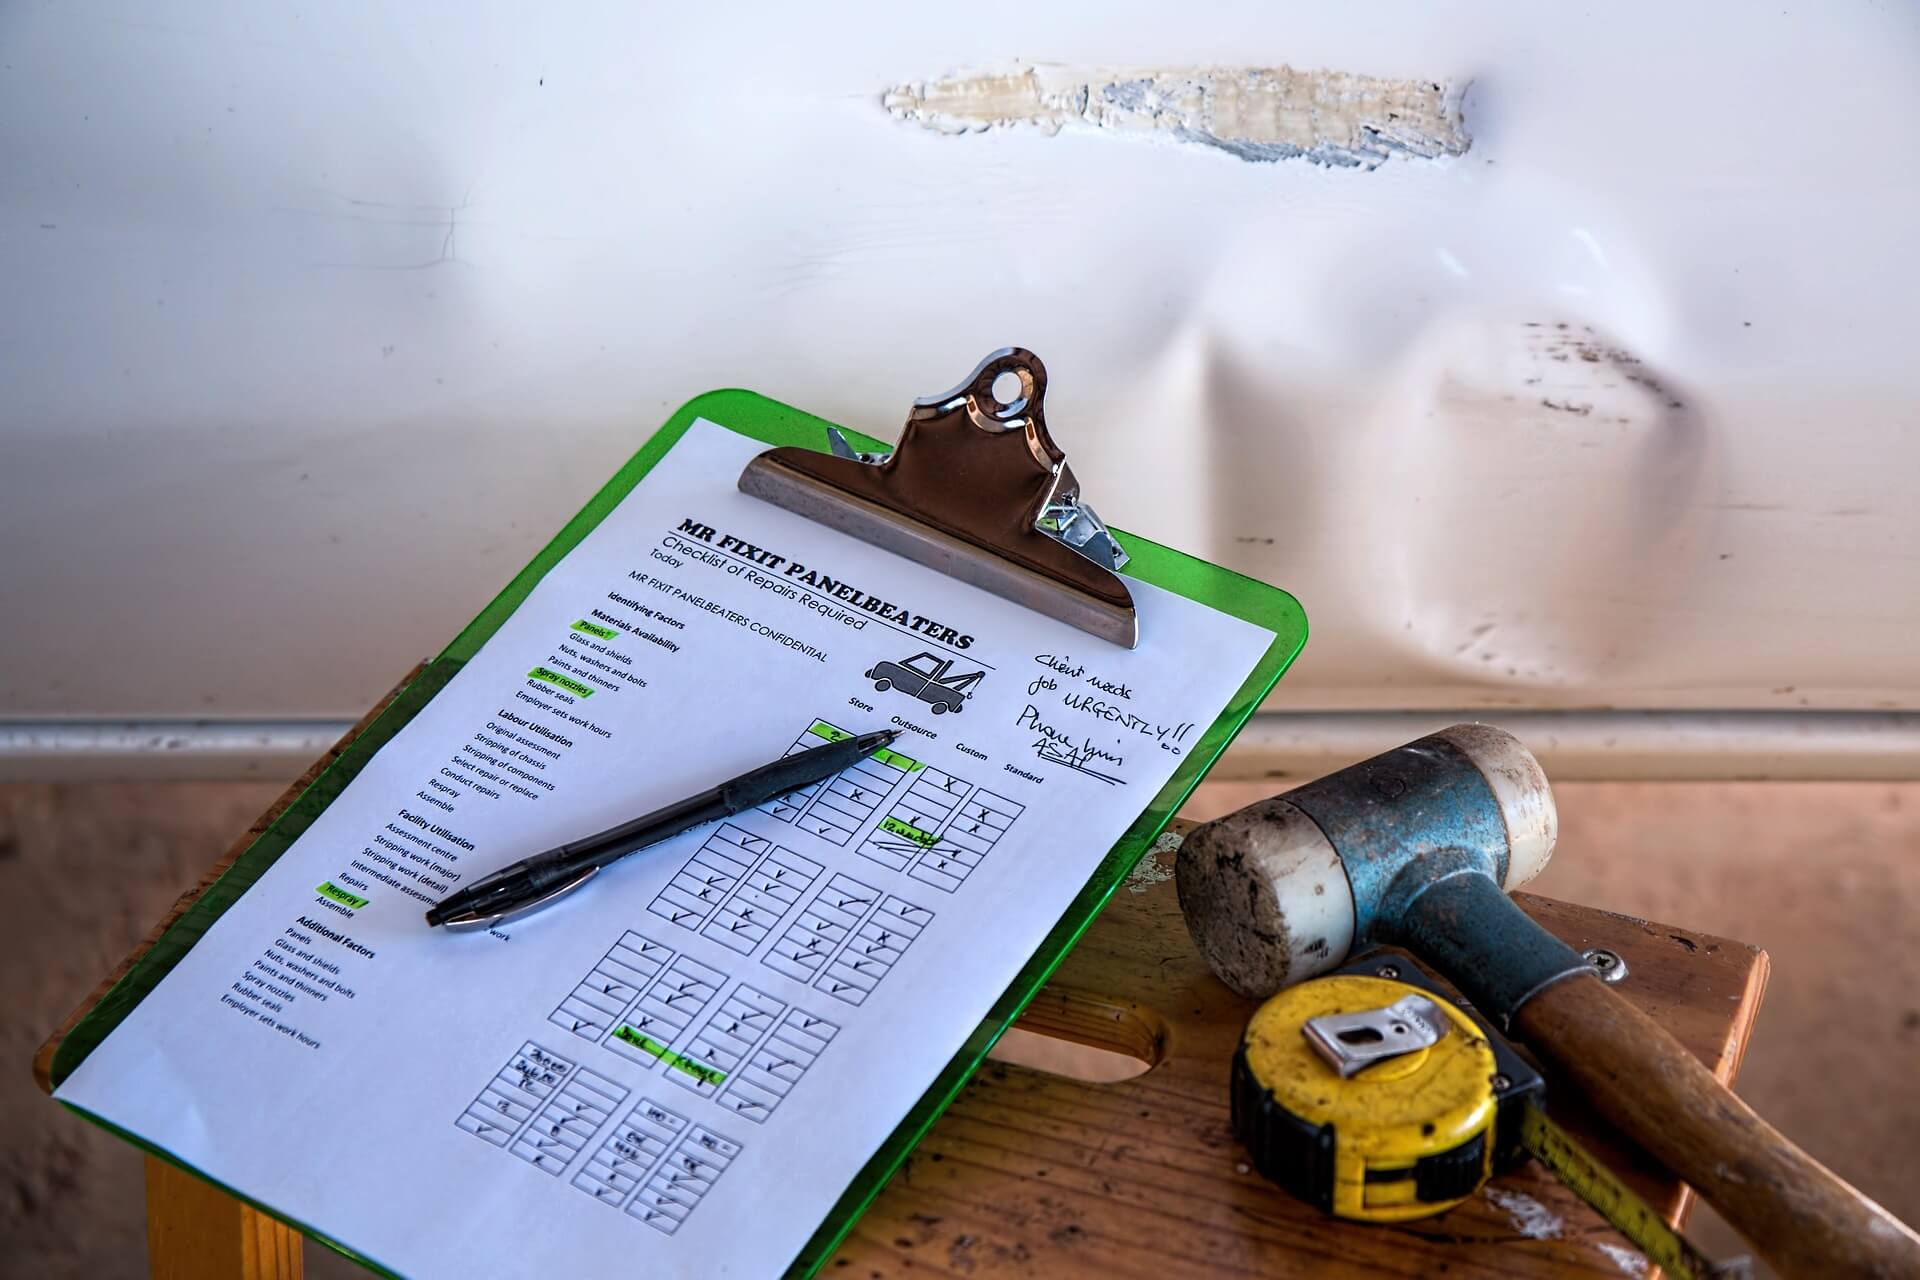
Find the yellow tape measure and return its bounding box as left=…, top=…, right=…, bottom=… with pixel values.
left=1231, top=959, right=1748, bottom=1279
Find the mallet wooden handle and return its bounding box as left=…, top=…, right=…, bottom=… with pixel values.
left=1514, top=973, right=1920, bottom=1279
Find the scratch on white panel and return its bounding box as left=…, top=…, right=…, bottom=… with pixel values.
left=882, top=64, right=1470, bottom=168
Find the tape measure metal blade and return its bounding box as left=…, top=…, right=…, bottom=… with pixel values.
left=1517, top=1103, right=1751, bottom=1280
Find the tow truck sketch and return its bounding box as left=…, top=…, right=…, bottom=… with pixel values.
left=865, top=652, right=983, bottom=714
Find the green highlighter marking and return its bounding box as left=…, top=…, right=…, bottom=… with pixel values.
left=315, top=880, right=370, bottom=909
left=571, top=618, right=618, bottom=640
left=610, top=1025, right=726, bottom=1086
left=880, top=816, right=940, bottom=848
left=807, top=719, right=923, bottom=771
left=807, top=720, right=852, bottom=743
left=612, top=1024, right=670, bottom=1057
left=871, top=746, right=923, bottom=772
left=527, top=665, right=594, bottom=698
left=665, top=1054, right=725, bottom=1086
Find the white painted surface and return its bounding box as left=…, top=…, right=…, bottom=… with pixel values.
left=3, top=2, right=1917, bottom=724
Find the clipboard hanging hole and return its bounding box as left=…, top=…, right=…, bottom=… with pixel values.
left=909, top=347, right=1053, bottom=437
left=964, top=349, right=1044, bottom=430
left=990, top=370, right=1026, bottom=411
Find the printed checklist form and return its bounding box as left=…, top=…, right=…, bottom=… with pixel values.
left=56, top=420, right=1278, bottom=1278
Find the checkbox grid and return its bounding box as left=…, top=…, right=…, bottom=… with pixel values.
left=547, top=929, right=673, bottom=1044
left=455, top=1041, right=586, bottom=1160
left=665, top=983, right=788, bottom=1100
left=907, top=789, right=1025, bottom=893
left=603, top=953, right=727, bottom=1070
left=626, top=1125, right=744, bottom=1235
left=512, top=1067, right=627, bottom=1176
left=761, top=873, right=879, bottom=987
left=719, top=1007, right=839, bottom=1123
left=572, top=1096, right=690, bottom=1209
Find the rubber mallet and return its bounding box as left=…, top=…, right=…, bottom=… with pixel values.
left=1176, top=724, right=1920, bottom=1280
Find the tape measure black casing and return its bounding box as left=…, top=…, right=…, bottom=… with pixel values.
left=1230, top=952, right=1544, bottom=1221
left=1231, top=1037, right=1337, bottom=1211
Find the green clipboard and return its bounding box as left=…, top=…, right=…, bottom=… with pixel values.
left=51, top=381, right=1307, bottom=1278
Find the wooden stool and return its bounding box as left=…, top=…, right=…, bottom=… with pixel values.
left=35, top=676, right=1766, bottom=1279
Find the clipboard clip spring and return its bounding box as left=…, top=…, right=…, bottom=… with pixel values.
left=740, top=349, right=1140, bottom=648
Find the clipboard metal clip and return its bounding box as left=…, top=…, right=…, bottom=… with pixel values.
left=739, top=349, right=1139, bottom=648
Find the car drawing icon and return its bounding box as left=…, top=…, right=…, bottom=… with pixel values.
left=865, top=652, right=984, bottom=714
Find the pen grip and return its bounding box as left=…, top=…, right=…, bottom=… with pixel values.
left=564, top=792, right=735, bottom=866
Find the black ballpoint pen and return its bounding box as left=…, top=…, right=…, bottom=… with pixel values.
left=424, top=727, right=900, bottom=930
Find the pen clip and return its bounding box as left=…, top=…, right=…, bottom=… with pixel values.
left=441, top=863, right=602, bottom=931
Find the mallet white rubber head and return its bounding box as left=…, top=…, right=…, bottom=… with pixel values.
left=1175, top=724, right=1557, bottom=999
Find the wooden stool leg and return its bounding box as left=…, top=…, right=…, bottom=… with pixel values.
left=145, top=1156, right=303, bottom=1280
